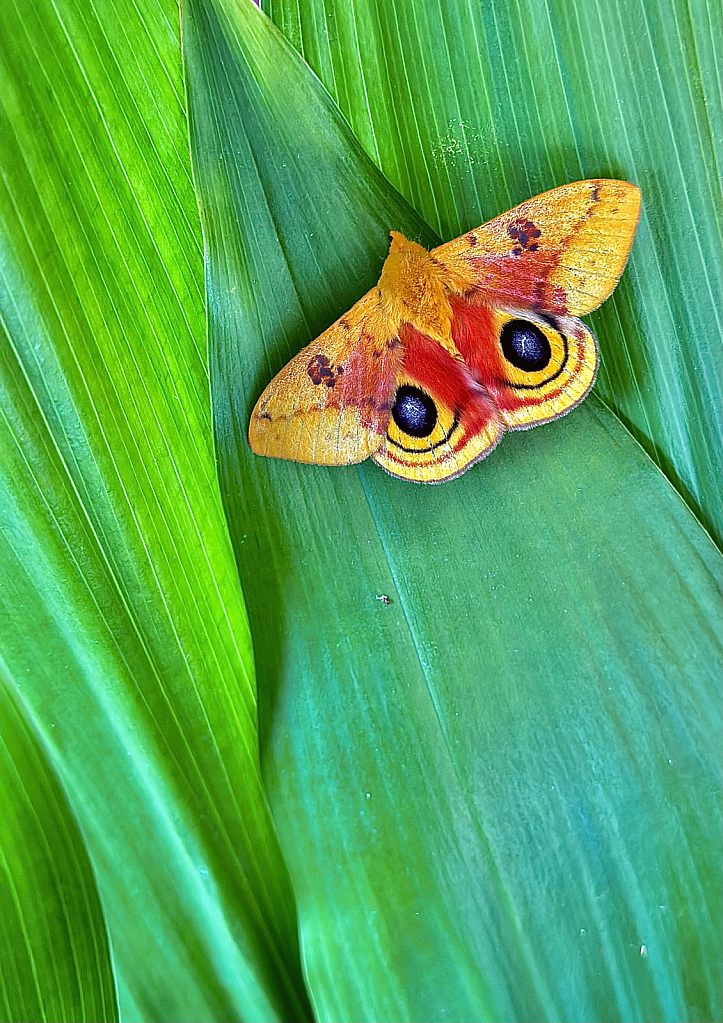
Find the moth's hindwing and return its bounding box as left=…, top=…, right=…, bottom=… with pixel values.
left=372, top=325, right=503, bottom=483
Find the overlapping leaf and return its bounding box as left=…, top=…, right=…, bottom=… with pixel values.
left=0, top=0, right=309, bottom=1018
left=0, top=682, right=117, bottom=1023
left=185, top=1, right=722, bottom=1020
left=264, top=0, right=723, bottom=544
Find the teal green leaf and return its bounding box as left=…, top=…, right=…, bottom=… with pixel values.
left=0, top=681, right=117, bottom=1023
left=184, top=0, right=722, bottom=1020
left=264, top=0, right=723, bottom=544
left=0, top=0, right=308, bottom=1019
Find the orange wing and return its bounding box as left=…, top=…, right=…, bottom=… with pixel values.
left=433, top=179, right=641, bottom=316
left=250, top=179, right=641, bottom=481
left=249, top=288, right=402, bottom=465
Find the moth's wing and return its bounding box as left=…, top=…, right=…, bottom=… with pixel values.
left=449, top=296, right=598, bottom=429
left=373, top=324, right=503, bottom=483
left=431, top=179, right=639, bottom=430
left=433, top=179, right=641, bottom=316
left=249, top=289, right=402, bottom=465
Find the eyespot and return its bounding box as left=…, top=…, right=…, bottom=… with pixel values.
left=500, top=319, right=552, bottom=372
left=391, top=385, right=438, bottom=438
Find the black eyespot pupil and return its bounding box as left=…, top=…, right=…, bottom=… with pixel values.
left=500, top=319, right=552, bottom=371
left=392, top=386, right=437, bottom=437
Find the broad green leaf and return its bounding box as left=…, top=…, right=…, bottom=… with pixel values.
left=264, top=0, right=723, bottom=544
left=0, top=680, right=117, bottom=1023
left=184, top=0, right=722, bottom=1020
left=0, top=0, right=308, bottom=1019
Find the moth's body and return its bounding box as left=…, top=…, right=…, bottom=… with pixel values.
left=379, top=232, right=458, bottom=355
left=250, top=180, right=641, bottom=483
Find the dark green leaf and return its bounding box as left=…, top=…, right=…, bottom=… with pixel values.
left=264, top=0, right=723, bottom=544
left=185, top=0, right=722, bottom=1020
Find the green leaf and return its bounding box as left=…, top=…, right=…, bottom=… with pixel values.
left=0, top=0, right=308, bottom=1019
left=185, top=1, right=722, bottom=1020
left=264, top=0, right=723, bottom=544
left=0, top=680, right=117, bottom=1023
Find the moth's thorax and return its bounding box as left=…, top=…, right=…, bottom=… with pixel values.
left=379, top=232, right=459, bottom=356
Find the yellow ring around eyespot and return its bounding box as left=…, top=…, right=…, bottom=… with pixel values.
left=384, top=378, right=459, bottom=455
left=492, top=314, right=568, bottom=390
left=374, top=373, right=503, bottom=482
left=374, top=415, right=501, bottom=482
left=499, top=318, right=598, bottom=429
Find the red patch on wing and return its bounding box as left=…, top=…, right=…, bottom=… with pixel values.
left=466, top=252, right=567, bottom=314
left=449, top=294, right=528, bottom=412
left=449, top=295, right=586, bottom=414
left=449, top=296, right=497, bottom=374
left=332, top=335, right=400, bottom=432
left=399, top=323, right=499, bottom=441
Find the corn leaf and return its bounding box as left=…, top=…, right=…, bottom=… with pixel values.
left=184, top=1, right=722, bottom=1021
left=264, top=0, right=723, bottom=544
left=0, top=682, right=117, bottom=1022
left=0, top=0, right=309, bottom=1018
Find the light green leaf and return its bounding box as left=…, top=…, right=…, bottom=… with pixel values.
left=0, top=0, right=308, bottom=1018
left=184, top=1, right=722, bottom=1020
left=264, top=0, right=723, bottom=544
left=0, top=680, right=117, bottom=1023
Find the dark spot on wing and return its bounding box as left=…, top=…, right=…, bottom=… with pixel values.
left=500, top=319, right=552, bottom=372
left=591, top=182, right=601, bottom=202
left=339, top=318, right=350, bottom=331
left=466, top=232, right=478, bottom=247
left=392, top=386, right=437, bottom=438
left=508, top=218, right=542, bottom=254
left=308, top=353, right=344, bottom=387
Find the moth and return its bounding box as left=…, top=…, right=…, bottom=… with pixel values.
left=249, top=179, right=641, bottom=483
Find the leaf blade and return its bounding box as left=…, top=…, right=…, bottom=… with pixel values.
left=185, top=1, right=722, bottom=1020
left=0, top=0, right=309, bottom=1017
left=264, top=0, right=723, bottom=543
left=0, top=682, right=118, bottom=1023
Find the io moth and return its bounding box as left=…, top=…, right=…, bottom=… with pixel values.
left=249, top=179, right=641, bottom=483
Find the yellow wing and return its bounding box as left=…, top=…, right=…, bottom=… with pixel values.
left=433, top=179, right=641, bottom=316
left=249, top=288, right=402, bottom=465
